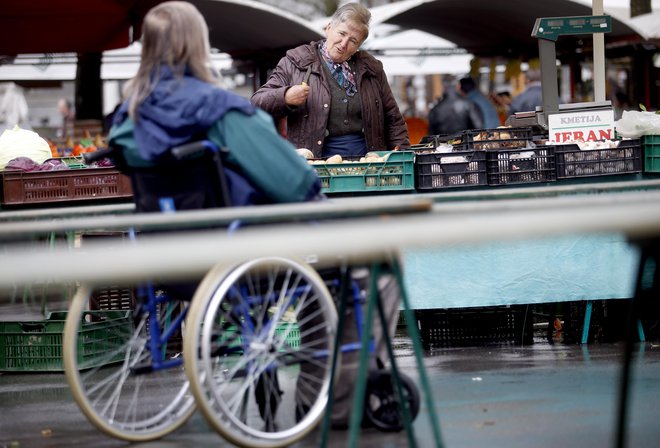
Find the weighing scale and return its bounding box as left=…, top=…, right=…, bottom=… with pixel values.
left=506, top=15, right=615, bottom=135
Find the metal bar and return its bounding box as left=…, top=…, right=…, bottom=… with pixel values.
left=394, top=258, right=444, bottom=446
left=581, top=301, right=593, bottom=344
left=592, top=0, right=606, bottom=102
left=346, top=264, right=377, bottom=448
left=319, top=267, right=350, bottom=448
left=4, top=187, right=660, bottom=242
left=0, top=196, right=433, bottom=241
left=375, top=263, right=418, bottom=446
left=539, top=38, right=560, bottom=124
left=0, top=202, right=134, bottom=222
left=1, top=191, right=660, bottom=288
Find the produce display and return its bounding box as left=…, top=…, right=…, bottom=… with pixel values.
left=49, top=132, right=107, bottom=158
left=551, top=138, right=641, bottom=178
left=0, top=126, right=52, bottom=169
left=302, top=150, right=415, bottom=193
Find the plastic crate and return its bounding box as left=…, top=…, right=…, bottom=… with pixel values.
left=486, top=146, right=556, bottom=186
left=44, top=156, right=86, bottom=169
left=311, top=151, right=415, bottom=194
left=414, top=150, right=487, bottom=190
left=554, top=139, right=642, bottom=179
left=90, top=286, right=135, bottom=311
left=455, top=127, right=533, bottom=151
left=643, top=135, right=660, bottom=173
left=0, top=167, right=133, bottom=207
left=414, top=305, right=533, bottom=349
left=223, top=323, right=301, bottom=349
left=0, top=310, right=131, bottom=372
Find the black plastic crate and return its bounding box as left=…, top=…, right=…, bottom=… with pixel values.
left=414, top=305, right=533, bottom=349
left=554, top=139, right=642, bottom=179
left=486, top=146, right=556, bottom=186
left=414, top=150, right=487, bottom=190
left=455, top=127, right=533, bottom=151
left=89, top=286, right=135, bottom=311
left=563, top=300, right=629, bottom=344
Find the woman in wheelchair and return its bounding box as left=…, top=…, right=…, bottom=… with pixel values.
left=107, top=1, right=321, bottom=213
left=79, top=2, right=417, bottom=445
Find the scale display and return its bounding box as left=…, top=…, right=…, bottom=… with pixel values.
left=532, top=15, right=612, bottom=41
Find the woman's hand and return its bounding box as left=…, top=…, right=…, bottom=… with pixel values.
left=285, top=84, right=310, bottom=107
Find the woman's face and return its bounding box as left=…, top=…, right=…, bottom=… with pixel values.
left=325, top=21, right=365, bottom=63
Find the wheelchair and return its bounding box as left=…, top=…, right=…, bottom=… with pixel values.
left=62, top=141, right=419, bottom=447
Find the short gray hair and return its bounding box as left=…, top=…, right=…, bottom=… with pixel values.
left=330, top=3, right=371, bottom=41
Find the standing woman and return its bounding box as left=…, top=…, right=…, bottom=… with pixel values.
left=251, top=2, right=410, bottom=158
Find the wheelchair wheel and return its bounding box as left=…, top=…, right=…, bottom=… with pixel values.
left=364, top=369, right=421, bottom=432
left=63, top=284, right=196, bottom=441
left=185, top=257, right=338, bottom=448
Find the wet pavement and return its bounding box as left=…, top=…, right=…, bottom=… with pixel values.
left=1, top=323, right=660, bottom=448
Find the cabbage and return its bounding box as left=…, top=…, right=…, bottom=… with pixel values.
left=0, top=125, right=52, bottom=169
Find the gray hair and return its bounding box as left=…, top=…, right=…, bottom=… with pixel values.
left=123, top=1, right=217, bottom=119
left=329, top=3, right=371, bottom=41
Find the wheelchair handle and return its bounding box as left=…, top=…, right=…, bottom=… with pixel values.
left=83, top=146, right=117, bottom=165
left=170, top=140, right=219, bottom=160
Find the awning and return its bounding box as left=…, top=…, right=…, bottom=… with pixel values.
left=369, top=0, right=650, bottom=57
left=1, top=0, right=159, bottom=55
left=362, top=28, right=472, bottom=75
left=1, top=0, right=322, bottom=59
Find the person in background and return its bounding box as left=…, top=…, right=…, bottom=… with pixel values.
left=251, top=2, right=409, bottom=158
left=459, top=76, right=500, bottom=129
left=108, top=1, right=320, bottom=212
left=508, top=68, right=544, bottom=116
left=427, top=75, right=483, bottom=135
left=0, top=82, right=31, bottom=133
left=612, top=90, right=632, bottom=120
left=56, top=98, right=75, bottom=139
left=492, top=90, right=512, bottom=125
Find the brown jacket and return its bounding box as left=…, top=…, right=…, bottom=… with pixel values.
left=251, top=41, right=410, bottom=157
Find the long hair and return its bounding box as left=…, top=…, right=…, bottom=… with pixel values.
left=329, top=2, right=371, bottom=42
left=123, top=1, right=217, bottom=119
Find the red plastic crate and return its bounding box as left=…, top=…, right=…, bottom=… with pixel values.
left=0, top=167, right=133, bottom=206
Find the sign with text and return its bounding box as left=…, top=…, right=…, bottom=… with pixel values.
left=548, top=109, right=615, bottom=143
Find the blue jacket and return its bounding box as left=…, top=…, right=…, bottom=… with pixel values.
left=466, top=90, right=501, bottom=129
left=109, top=68, right=320, bottom=205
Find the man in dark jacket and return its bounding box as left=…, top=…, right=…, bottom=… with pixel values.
left=427, top=76, right=483, bottom=135
left=251, top=3, right=409, bottom=158
left=508, top=69, right=544, bottom=116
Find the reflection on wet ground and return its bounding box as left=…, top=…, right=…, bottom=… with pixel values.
left=2, top=329, right=660, bottom=448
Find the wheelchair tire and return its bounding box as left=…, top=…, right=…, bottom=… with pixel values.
left=364, top=369, right=421, bottom=432
left=184, top=257, right=338, bottom=448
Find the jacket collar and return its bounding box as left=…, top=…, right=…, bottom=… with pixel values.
left=287, top=40, right=381, bottom=78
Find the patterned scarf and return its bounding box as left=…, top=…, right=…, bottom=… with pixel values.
left=320, top=41, right=357, bottom=97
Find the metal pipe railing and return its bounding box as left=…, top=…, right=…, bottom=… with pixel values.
left=0, top=189, right=659, bottom=288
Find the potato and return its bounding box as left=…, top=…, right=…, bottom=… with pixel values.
left=296, top=148, right=314, bottom=159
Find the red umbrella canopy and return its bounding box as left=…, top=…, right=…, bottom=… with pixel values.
left=1, top=0, right=161, bottom=55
